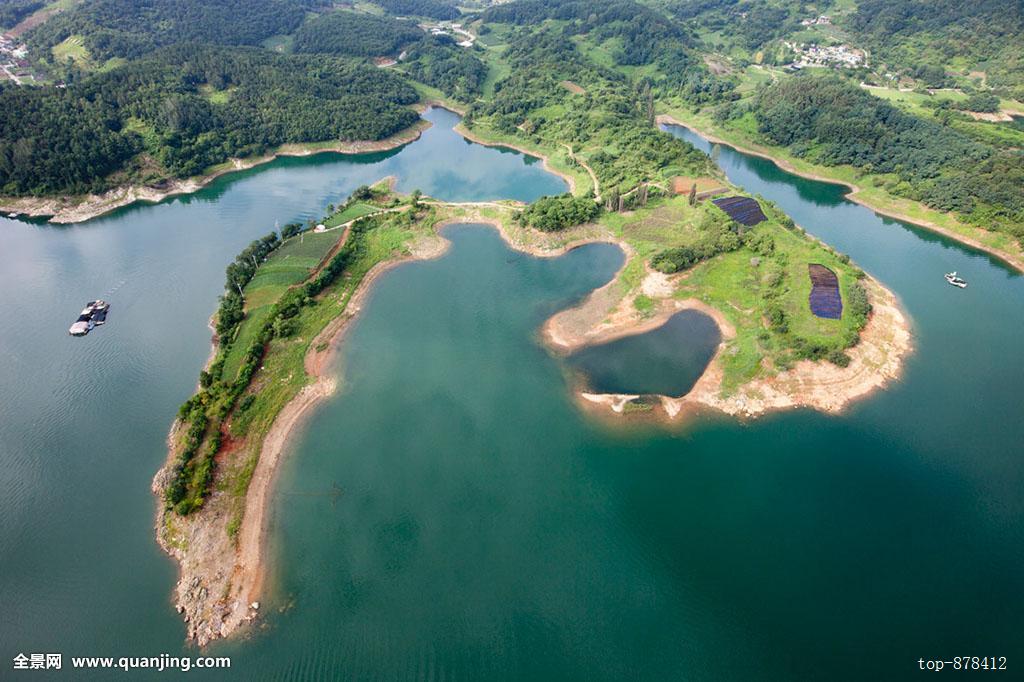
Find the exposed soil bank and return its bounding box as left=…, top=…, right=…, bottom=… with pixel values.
left=1, top=120, right=432, bottom=225
left=545, top=252, right=911, bottom=421
left=656, top=114, right=1024, bottom=274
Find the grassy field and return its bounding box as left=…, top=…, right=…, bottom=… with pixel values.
left=51, top=34, right=91, bottom=68
left=605, top=193, right=867, bottom=392
left=221, top=230, right=342, bottom=380
left=324, top=202, right=379, bottom=228
left=198, top=84, right=235, bottom=105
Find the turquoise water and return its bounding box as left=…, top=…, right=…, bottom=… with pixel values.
left=0, top=110, right=1021, bottom=680
left=566, top=309, right=721, bottom=396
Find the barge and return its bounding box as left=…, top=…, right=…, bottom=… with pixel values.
left=69, top=300, right=110, bottom=336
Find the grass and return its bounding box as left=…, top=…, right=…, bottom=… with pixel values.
left=480, top=48, right=511, bottom=99
left=199, top=84, right=236, bottom=105
left=261, top=34, right=293, bottom=53
left=324, top=202, right=379, bottom=228
left=222, top=230, right=342, bottom=380
left=51, top=34, right=91, bottom=69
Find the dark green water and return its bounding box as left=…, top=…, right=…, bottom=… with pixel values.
left=1, top=109, right=1021, bottom=680
left=566, top=309, right=721, bottom=396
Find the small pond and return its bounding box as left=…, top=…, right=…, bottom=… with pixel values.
left=565, top=309, right=721, bottom=397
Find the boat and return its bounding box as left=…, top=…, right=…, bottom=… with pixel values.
left=945, top=271, right=967, bottom=288
left=68, top=300, right=110, bottom=336
left=7, top=212, right=17, bottom=218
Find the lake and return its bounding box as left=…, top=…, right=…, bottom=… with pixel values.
left=0, top=109, right=1021, bottom=681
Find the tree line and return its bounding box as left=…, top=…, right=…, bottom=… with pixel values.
left=752, top=76, right=1024, bottom=243
left=0, top=45, right=419, bottom=196
left=376, top=0, right=460, bottom=20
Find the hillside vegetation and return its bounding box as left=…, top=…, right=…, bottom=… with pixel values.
left=0, top=45, right=418, bottom=195
left=749, top=76, right=1024, bottom=243
left=27, top=0, right=329, bottom=63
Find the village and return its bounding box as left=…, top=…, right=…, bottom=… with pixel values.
left=422, top=20, right=475, bottom=48
left=784, top=40, right=866, bottom=69
left=0, top=33, right=38, bottom=85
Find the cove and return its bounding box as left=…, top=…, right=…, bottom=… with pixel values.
left=565, top=309, right=721, bottom=397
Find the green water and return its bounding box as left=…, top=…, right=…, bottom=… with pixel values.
left=1, top=110, right=1022, bottom=680
left=566, top=309, right=721, bottom=396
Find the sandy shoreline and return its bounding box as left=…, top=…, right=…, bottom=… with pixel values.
left=1, top=120, right=432, bottom=225
left=656, top=114, right=1024, bottom=274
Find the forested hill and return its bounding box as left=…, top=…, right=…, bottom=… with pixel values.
left=468, top=26, right=711, bottom=191
left=483, top=0, right=693, bottom=66
left=846, top=0, right=1024, bottom=90
left=753, top=76, right=1024, bottom=242
left=292, top=11, right=422, bottom=58
left=0, top=0, right=44, bottom=30
left=26, top=0, right=330, bottom=62
left=0, top=46, right=419, bottom=196
left=374, top=0, right=460, bottom=21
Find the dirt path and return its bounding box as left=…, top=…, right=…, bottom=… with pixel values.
left=562, top=143, right=601, bottom=201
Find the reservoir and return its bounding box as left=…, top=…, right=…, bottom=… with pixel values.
left=0, top=110, right=1021, bottom=680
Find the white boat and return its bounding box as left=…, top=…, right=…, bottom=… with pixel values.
left=68, top=320, right=91, bottom=336
left=945, top=271, right=967, bottom=288
left=7, top=212, right=17, bottom=218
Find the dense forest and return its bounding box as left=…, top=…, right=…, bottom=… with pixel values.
left=0, top=45, right=419, bottom=195
left=751, top=76, right=1024, bottom=242
left=846, top=0, right=1024, bottom=93
left=401, top=35, right=488, bottom=99
left=375, top=0, right=460, bottom=20
left=0, top=0, right=43, bottom=29
left=668, top=0, right=805, bottom=52
left=484, top=0, right=692, bottom=66
left=26, top=0, right=329, bottom=63
left=292, top=11, right=422, bottom=58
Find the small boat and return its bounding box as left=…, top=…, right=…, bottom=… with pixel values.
left=69, top=321, right=90, bottom=336
left=945, top=271, right=967, bottom=288
left=7, top=212, right=17, bottom=218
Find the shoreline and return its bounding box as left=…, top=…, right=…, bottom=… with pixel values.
left=656, top=114, right=1024, bottom=274
left=541, top=244, right=911, bottom=421
left=157, top=212, right=913, bottom=643
left=0, top=119, right=433, bottom=225
left=562, top=277, right=911, bottom=422
left=156, top=212, right=912, bottom=645
left=454, top=124, right=580, bottom=196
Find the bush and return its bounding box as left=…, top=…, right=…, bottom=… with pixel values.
left=519, top=194, right=601, bottom=232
